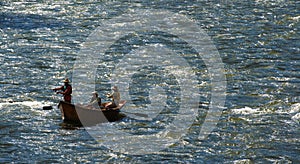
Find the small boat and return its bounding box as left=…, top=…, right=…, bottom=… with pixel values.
left=58, top=100, right=126, bottom=126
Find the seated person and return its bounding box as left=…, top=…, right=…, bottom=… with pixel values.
left=105, top=86, right=120, bottom=109
left=90, top=91, right=102, bottom=108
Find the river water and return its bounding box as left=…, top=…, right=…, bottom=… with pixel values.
left=0, top=0, right=299, bottom=163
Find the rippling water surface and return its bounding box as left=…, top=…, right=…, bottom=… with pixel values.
left=0, top=1, right=299, bottom=163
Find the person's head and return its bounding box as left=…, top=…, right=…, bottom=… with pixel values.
left=63, top=78, right=70, bottom=85
left=92, top=91, right=98, bottom=98
left=112, top=86, right=118, bottom=92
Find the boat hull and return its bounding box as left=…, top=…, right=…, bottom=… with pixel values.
left=58, top=100, right=126, bottom=126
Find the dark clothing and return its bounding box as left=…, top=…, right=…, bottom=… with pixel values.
left=54, top=84, right=72, bottom=103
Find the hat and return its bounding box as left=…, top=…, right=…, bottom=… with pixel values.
left=63, top=78, right=70, bottom=83
left=92, top=91, right=98, bottom=96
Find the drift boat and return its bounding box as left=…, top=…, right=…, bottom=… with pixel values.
left=58, top=100, right=126, bottom=126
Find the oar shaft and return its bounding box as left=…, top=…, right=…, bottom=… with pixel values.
left=122, top=111, right=148, bottom=118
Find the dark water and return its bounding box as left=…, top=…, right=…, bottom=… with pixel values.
left=1, top=1, right=299, bottom=163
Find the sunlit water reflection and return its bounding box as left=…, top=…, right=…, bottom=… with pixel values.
left=0, top=1, right=299, bottom=163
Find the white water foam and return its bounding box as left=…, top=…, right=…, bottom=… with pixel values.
left=231, top=104, right=300, bottom=124
left=230, top=106, right=262, bottom=115
left=0, top=100, right=49, bottom=109
left=289, top=103, right=300, bottom=114
left=291, top=113, right=300, bottom=123
left=290, top=103, right=300, bottom=123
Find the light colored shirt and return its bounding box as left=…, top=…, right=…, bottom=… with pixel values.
left=111, top=91, right=120, bottom=106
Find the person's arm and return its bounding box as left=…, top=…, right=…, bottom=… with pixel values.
left=53, top=86, right=63, bottom=91
left=107, top=93, right=113, bottom=98
left=90, top=99, right=98, bottom=105
left=58, top=86, right=72, bottom=95
left=89, top=97, right=94, bottom=103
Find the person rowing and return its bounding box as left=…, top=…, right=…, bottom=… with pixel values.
left=105, top=86, right=120, bottom=109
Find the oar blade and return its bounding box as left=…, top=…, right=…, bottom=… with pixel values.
left=43, top=106, right=53, bottom=110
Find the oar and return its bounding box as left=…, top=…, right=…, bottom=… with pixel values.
left=121, top=111, right=149, bottom=118
left=42, top=89, right=58, bottom=110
